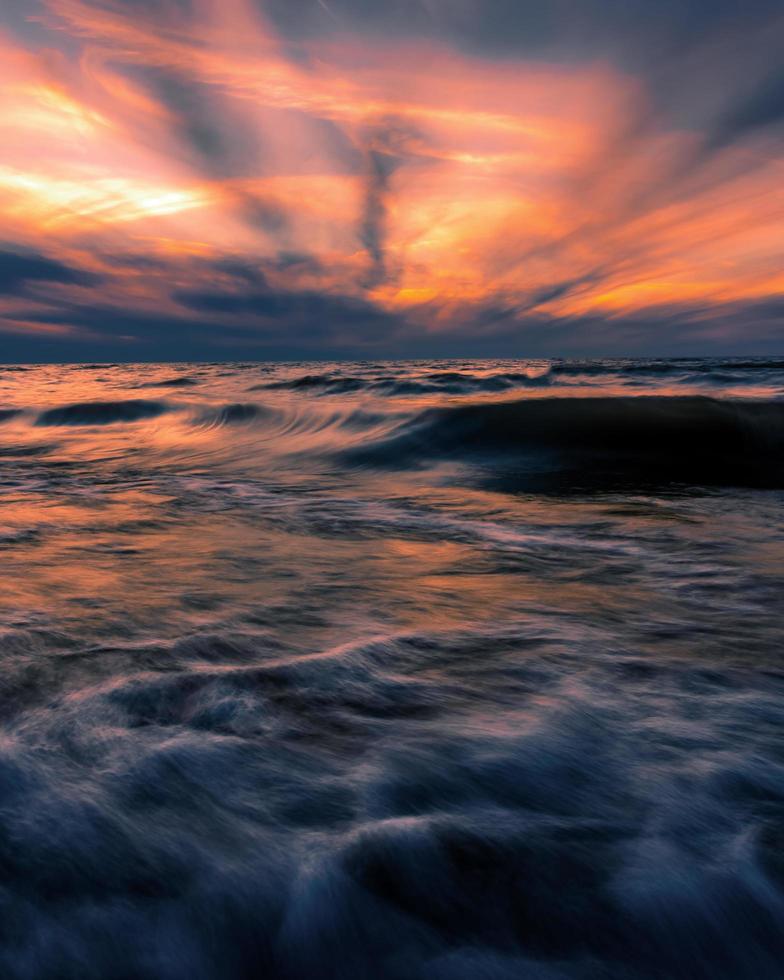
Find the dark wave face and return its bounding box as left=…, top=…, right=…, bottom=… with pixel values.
left=0, top=358, right=783, bottom=979
left=345, top=396, right=784, bottom=490
left=35, top=398, right=171, bottom=426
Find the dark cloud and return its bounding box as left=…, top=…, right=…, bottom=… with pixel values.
left=259, top=0, right=779, bottom=61
left=525, top=274, right=605, bottom=310
left=274, top=253, right=324, bottom=274
left=5, top=280, right=783, bottom=363
left=235, top=192, right=291, bottom=235
left=708, top=69, right=784, bottom=149
left=358, top=119, right=424, bottom=288
left=207, top=259, right=269, bottom=287
left=99, top=253, right=170, bottom=272
left=0, top=250, right=102, bottom=295
left=1, top=265, right=409, bottom=361
left=1, top=0, right=66, bottom=48
left=360, top=146, right=396, bottom=288
left=199, top=253, right=323, bottom=285
left=262, top=0, right=784, bottom=156
left=125, top=65, right=264, bottom=179
left=117, top=61, right=361, bottom=181
left=173, top=284, right=405, bottom=340
left=385, top=298, right=784, bottom=360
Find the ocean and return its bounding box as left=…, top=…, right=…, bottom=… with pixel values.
left=1, top=357, right=783, bottom=978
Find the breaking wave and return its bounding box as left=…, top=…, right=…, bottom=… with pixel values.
left=35, top=399, right=171, bottom=427
left=138, top=375, right=200, bottom=388
left=345, top=396, right=784, bottom=488
left=255, top=358, right=784, bottom=398
left=261, top=371, right=552, bottom=397
left=262, top=374, right=369, bottom=394
left=195, top=402, right=273, bottom=429
left=548, top=357, right=784, bottom=377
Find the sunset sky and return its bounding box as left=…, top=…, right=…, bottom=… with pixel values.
left=1, top=0, right=783, bottom=361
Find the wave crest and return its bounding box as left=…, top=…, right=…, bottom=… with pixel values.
left=345, top=396, right=784, bottom=489
left=195, top=402, right=271, bottom=428
left=35, top=400, right=171, bottom=427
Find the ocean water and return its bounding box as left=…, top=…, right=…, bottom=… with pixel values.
left=0, top=357, right=783, bottom=979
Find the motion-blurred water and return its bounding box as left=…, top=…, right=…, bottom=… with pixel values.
left=1, top=357, right=783, bottom=979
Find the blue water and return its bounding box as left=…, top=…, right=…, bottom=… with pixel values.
left=0, top=358, right=783, bottom=978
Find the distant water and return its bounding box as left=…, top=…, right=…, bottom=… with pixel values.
left=1, top=358, right=783, bottom=979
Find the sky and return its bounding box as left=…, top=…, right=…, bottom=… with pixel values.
left=1, top=0, right=783, bottom=362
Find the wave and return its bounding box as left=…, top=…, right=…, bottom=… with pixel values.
left=0, top=442, right=56, bottom=457
left=3, top=359, right=784, bottom=978
left=549, top=358, right=784, bottom=377
left=248, top=358, right=784, bottom=400
left=344, top=396, right=784, bottom=489
left=688, top=358, right=784, bottom=371
left=260, top=371, right=553, bottom=397
left=35, top=399, right=171, bottom=427
left=195, top=402, right=272, bottom=428
left=0, top=409, right=22, bottom=423
left=72, top=363, right=120, bottom=370
left=2, top=624, right=784, bottom=978
left=138, top=376, right=199, bottom=388
left=262, top=373, right=368, bottom=394
left=547, top=360, right=688, bottom=377
left=373, top=373, right=553, bottom=396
